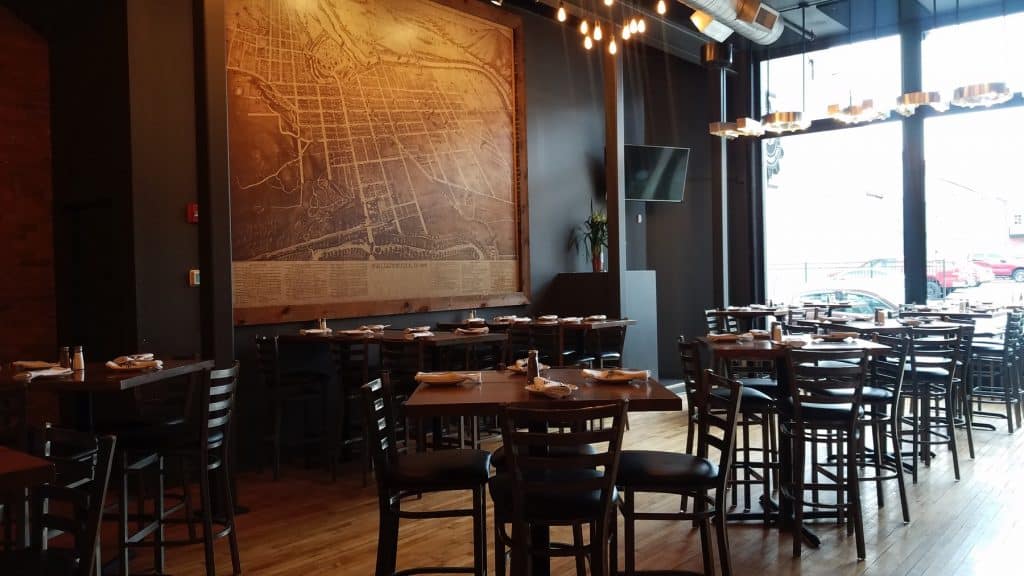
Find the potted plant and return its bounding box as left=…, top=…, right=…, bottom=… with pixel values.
left=571, top=204, right=609, bottom=273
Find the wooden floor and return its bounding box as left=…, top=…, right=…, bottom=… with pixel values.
left=149, top=408, right=1024, bottom=576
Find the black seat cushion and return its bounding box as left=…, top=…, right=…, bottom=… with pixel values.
left=491, top=443, right=596, bottom=471
left=820, top=386, right=894, bottom=403
left=711, top=385, right=774, bottom=409
left=737, top=377, right=781, bottom=397
left=390, top=449, right=491, bottom=490
left=489, top=470, right=616, bottom=523
left=904, top=364, right=950, bottom=380
left=115, top=421, right=224, bottom=452
left=778, top=397, right=862, bottom=422
left=617, top=450, right=718, bottom=490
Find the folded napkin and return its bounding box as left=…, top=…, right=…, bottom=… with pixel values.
left=584, top=314, right=608, bottom=322
left=12, top=360, right=60, bottom=371
left=527, top=376, right=574, bottom=399
left=749, top=329, right=770, bottom=339
left=340, top=329, right=375, bottom=336
left=13, top=366, right=73, bottom=382
left=822, top=331, right=858, bottom=340
left=493, top=315, right=517, bottom=323
left=455, top=326, right=490, bottom=335
left=512, top=317, right=532, bottom=324
left=359, top=324, right=388, bottom=331
left=405, top=326, right=431, bottom=333
left=706, top=333, right=739, bottom=342
left=581, top=368, right=650, bottom=381
left=537, top=315, right=559, bottom=322
left=464, top=318, right=487, bottom=325
left=512, top=358, right=551, bottom=372
left=106, top=356, right=163, bottom=370
left=414, top=371, right=481, bottom=385
left=559, top=317, right=583, bottom=324
left=299, top=328, right=332, bottom=335
left=405, top=331, right=434, bottom=340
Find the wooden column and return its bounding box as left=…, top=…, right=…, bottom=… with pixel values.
left=604, top=43, right=626, bottom=317
left=901, top=22, right=927, bottom=304
left=709, top=64, right=730, bottom=307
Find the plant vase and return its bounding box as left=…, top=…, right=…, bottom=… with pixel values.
left=591, top=250, right=604, bottom=273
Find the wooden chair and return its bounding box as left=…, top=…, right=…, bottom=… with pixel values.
left=491, top=402, right=627, bottom=576
left=362, top=374, right=490, bottom=576
left=330, top=340, right=369, bottom=483
left=530, top=323, right=577, bottom=367
left=616, top=370, right=741, bottom=576
left=589, top=325, right=627, bottom=368
left=0, top=425, right=115, bottom=576
left=254, top=335, right=331, bottom=479
left=782, top=348, right=870, bottom=560
left=704, top=309, right=738, bottom=334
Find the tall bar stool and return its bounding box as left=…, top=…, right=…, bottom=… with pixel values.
left=362, top=374, right=489, bottom=576
left=971, top=322, right=1021, bottom=433
left=704, top=309, right=738, bottom=334
left=116, top=364, right=242, bottom=576
left=254, top=335, right=331, bottom=479
left=781, top=348, right=870, bottom=560
left=901, top=326, right=963, bottom=483
left=331, top=339, right=369, bottom=483
left=616, top=370, right=742, bottom=576
left=589, top=325, right=627, bottom=368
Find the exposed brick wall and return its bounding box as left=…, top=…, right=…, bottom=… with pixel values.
left=0, top=6, right=55, bottom=363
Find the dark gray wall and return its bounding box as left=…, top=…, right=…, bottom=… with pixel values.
left=625, top=46, right=714, bottom=378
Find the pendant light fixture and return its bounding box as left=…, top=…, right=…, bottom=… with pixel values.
left=895, top=1, right=948, bottom=115
left=593, top=21, right=603, bottom=41
left=709, top=121, right=741, bottom=139
left=557, top=2, right=567, bottom=22
left=735, top=117, right=765, bottom=137
left=763, top=5, right=810, bottom=133
left=656, top=0, right=667, bottom=15
left=951, top=0, right=1014, bottom=108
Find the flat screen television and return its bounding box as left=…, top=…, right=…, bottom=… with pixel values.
left=624, top=144, right=689, bottom=202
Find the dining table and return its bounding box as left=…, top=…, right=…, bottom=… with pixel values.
left=700, top=335, right=892, bottom=547
left=709, top=307, right=787, bottom=331
left=796, top=317, right=964, bottom=334
left=0, top=359, right=214, bottom=430
left=404, top=367, right=680, bottom=576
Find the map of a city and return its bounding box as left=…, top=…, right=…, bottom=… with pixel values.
left=226, top=0, right=521, bottom=318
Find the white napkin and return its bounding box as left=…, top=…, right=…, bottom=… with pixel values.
left=299, top=328, right=332, bottom=335
left=405, top=331, right=434, bottom=340
left=359, top=324, right=388, bottom=331
left=106, top=357, right=163, bottom=370
left=706, top=333, right=739, bottom=342
left=559, top=317, right=583, bottom=324
left=414, top=371, right=481, bottom=385
left=455, top=326, right=489, bottom=335
left=581, top=368, right=649, bottom=381
left=584, top=314, right=608, bottom=322
left=405, top=326, right=431, bottom=333
left=464, top=318, right=487, bottom=325
left=528, top=376, right=574, bottom=399
left=340, top=329, right=375, bottom=336
left=493, top=315, right=517, bottom=323
left=13, top=366, right=73, bottom=381
left=512, top=317, right=532, bottom=324
left=12, top=361, right=60, bottom=371
left=537, top=315, right=559, bottom=322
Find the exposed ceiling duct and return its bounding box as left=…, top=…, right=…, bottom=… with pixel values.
left=675, top=0, right=784, bottom=45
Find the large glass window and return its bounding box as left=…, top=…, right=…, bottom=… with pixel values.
left=763, top=122, right=904, bottom=308
left=760, top=36, right=901, bottom=123
left=922, top=13, right=1024, bottom=98
left=925, top=107, right=1024, bottom=308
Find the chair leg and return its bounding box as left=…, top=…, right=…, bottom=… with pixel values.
left=713, top=491, right=732, bottom=576
left=572, top=523, right=587, bottom=576
left=695, top=498, right=713, bottom=575
left=154, top=456, right=165, bottom=573
left=494, top=519, right=506, bottom=576
left=181, top=456, right=197, bottom=541
left=377, top=497, right=400, bottom=576
left=792, top=432, right=805, bottom=559
left=118, top=454, right=131, bottom=576
left=473, top=487, right=486, bottom=576
left=589, top=519, right=606, bottom=576
left=946, top=390, right=961, bottom=481
left=889, top=418, right=911, bottom=523
left=223, top=448, right=242, bottom=575
left=623, top=489, right=636, bottom=576
left=871, top=420, right=885, bottom=509
left=760, top=413, right=772, bottom=525
left=847, top=433, right=866, bottom=561
left=272, top=401, right=283, bottom=481
left=199, top=455, right=217, bottom=576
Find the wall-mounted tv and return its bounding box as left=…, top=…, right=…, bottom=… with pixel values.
left=624, top=144, right=689, bottom=202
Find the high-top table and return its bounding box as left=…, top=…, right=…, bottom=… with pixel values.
left=404, top=367, right=679, bottom=576
left=708, top=307, right=787, bottom=331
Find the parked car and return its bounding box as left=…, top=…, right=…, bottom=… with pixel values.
left=842, top=258, right=969, bottom=299
left=970, top=253, right=1024, bottom=282
left=795, top=288, right=899, bottom=316
left=967, top=260, right=996, bottom=285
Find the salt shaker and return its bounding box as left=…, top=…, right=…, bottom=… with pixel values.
left=59, top=346, right=71, bottom=369
left=526, top=349, right=539, bottom=382
left=874, top=308, right=886, bottom=326
left=72, top=346, right=85, bottom=371
left=770, top=322, right=782, bottom=342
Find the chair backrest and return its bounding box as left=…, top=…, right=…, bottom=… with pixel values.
left=704, top=309, right=737, bottom=334
left=869, top=333, right=910, bottom=406
left=785, top=349, right=870, bottom=425
left=907, top=326, right=961, bottom=389
left=592, top=326, right=627, bottom=356
left=254, top=335, right=280, bottom=386
left=696, top=370, right=744, bottom=494
left=331, top=340, right=370, bottom=394
left=787, top=308, right=809, bottom=323
left=529, top=324, right=562, bottom=364
left=28, top=425, right=115, bottom=576
left=678, top=338, right=706, bottom=422
left=500, top=402, right=627, bottom=525
left=203, top=363, right=238, bottom=449
left=362, top=374, right=400, bottom=490
left=782, top=322, right=817, bottom=335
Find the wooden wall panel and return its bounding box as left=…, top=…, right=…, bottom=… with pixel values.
left=0, top=6, right=55, bottom=362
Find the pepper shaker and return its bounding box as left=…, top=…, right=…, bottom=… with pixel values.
left=72, top=346, right=85, bottom=372
left=526, top=349, right=539, bottom=382
left=59, top=346, right=71, bottom=369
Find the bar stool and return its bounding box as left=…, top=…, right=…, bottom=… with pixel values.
left=330, top=339, right=369, bottom=483
left=781, top=348, right=869, bottom=560
left=362, top=374, right=490, bottom=576
left=254, top=335, right=331, bottom=479
left=589, top=325, right=627, bottom=368
left=616, top=370, right=742, bottom=576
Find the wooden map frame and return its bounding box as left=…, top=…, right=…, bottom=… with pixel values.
left=229, top=0, right=529, bottom=326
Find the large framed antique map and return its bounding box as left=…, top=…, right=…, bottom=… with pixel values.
left=226, top=0, right=528, bottom=325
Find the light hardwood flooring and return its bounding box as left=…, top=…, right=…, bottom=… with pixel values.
left=142, top=408, right=1024, bottom=576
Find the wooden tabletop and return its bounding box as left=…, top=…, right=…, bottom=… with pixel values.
left=701, top=337, right=891, bottom=360
left=800, top=301, right=854, bottom=310
left=374, top=329, right=508, bottom=347
left=0, top=359, right=213, bottom=393
left=709, top=308, right=787, bottom=319
left=798, top=317, right=962, bottom=334
left=900, top=308, right=999, bottom=319
left=403, top=368, right=681, bottom=417
left=0, top=446, right=54, bottom=494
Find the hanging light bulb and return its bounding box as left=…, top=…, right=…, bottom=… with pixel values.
left=593, top=22, right=603, bottom=41
left=584, top=35, right=594, bottom=50
left=608, top=38, right=618, bottom=54
left=629, top=19, right=638, bottom=34
left=580, top=20, right=589, bottom=35
left=656, top=0, right=667, bottom=15
left=622, top=24, right=631, bottom=40
left=604, top=0, right=614, bottom=6
left=637, top=18, right=646, bottom=33
left=556, top=3, right=567, bottom=22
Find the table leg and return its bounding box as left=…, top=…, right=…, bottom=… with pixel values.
left=528, top=420, right=551, bottom=576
